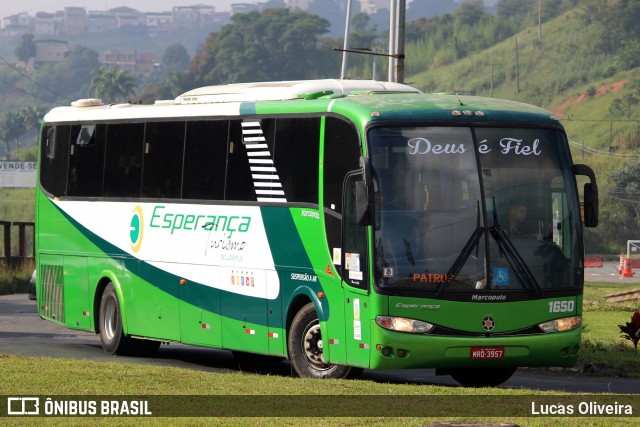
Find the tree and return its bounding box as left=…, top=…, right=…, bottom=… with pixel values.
left=454, top=1, right=486, bottom=27
left=31, top=45, right=101, bottom=102
left=607, top=162, right=640, bottom=221
left=189, top=9, right=335, bottom=85
left=15, top=33, right=36, bottom=66
left=19, top=105, right=48, bottom=133
left=162, top=44, right=191, bottom=74
left=89, top=67, right=138, bottom=103
left=1, top=112, right=26, bottom=160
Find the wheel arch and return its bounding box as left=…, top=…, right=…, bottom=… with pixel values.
left=93, top=271, right=128, bottom=335
left=285, top=286, right=326, bottom=334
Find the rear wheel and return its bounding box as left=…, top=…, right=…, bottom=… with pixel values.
left=449, top=367, right=516, bottom=387
left=99, top=283, right=135, bottom=355
left=288, top=302, right=360, bottom=379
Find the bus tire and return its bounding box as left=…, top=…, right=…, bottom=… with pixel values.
left=98, top=283, right=134, bottom=355
left=449, top=367, right=516, bottom=387
left=288, top=302, right=358, bottom=379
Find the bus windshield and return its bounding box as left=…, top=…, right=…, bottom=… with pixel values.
left=369, top=126, right=581, bottom=295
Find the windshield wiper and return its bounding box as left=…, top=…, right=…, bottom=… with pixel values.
left=489, top=198, right=542, bottom=295
left=436, top=201, right=484, bottom=296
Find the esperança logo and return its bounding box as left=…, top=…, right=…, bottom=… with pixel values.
left=130, top=205, right=144, bottom=253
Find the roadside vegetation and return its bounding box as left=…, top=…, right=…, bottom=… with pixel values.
left=0, top=353, right=637, bottom=427
left=581, top=282, right=640, bottom=375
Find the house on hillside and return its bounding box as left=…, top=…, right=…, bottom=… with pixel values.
left=87, top=11, right=118, bottom=33
left=34, top=12, right=56, bottom=36
left=63, top=7, right=87, bottom=35
left=110, top=7, right=146, bottom=28
left=34, top=39, right=68, bottom=67
left=103, top=50, right=158, bottom=73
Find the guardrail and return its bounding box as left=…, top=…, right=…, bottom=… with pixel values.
left=0, top=220, right=34, bottom=265
left=605, top=288, right=640, bottom=303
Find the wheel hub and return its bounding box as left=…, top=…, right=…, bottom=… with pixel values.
left=302, top=322, right=330, bottom=370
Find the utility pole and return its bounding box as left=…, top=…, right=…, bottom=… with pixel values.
left=515, top=38, right=520, bottom=96
left=340, top=0, right=354, bottom=79
left=538, top=0, right=542, bottom=41
left=388, top=0, right=406, bottom=83
left=388, top=0, right=396, bottom=82
left=487, top=63, right=501, bottom=97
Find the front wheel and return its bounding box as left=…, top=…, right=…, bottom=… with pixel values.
left=288, top=302, right=360, bottom=379
left=449, top=367, right=516, bottom=387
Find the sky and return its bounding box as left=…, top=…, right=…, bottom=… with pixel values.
left=0, top=1, right=240, bottom=17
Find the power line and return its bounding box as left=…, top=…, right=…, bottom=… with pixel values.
left=567, top=138, right=640, bottom=159
left=0, top=55, right=72, bottom=103
left=0, top=75, right=54, bottom=104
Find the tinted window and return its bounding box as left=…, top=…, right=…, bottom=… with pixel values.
left=142, top=121, right=185, bottom=198
left=323, top=117, right=360, bottom=213
left=183, top=120, right=228, bottom=200
left=103, top=123, right=144, bottom=197
left=273, top=118, right=320, bottom=204
left=40, top=125, right=70, bottom=197
left=67, top=124, right=106, bottom=197
left=225, top=120, right=256, bottom=201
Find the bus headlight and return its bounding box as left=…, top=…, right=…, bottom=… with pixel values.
left=376, top=316, right=434, bottom=334
left=538, top=316, right=581, bottom=333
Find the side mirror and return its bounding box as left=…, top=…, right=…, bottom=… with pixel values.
left=355, top=156, right=375, bottom=226
left=583, top=182, right=598, bottom=227
left=574, top=164, right=598, bottom=228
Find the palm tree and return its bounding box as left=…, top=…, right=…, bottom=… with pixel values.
left=1, top=112, right=26, bottom=160
left=19, top=105, right=48, bottom=132
left=89, top=66, right=138, bottom=103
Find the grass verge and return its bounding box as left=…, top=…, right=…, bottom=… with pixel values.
left=580, top=282, right=640, bottom=375
left=0, top=259, right=34, bottom=295
left=0, top=354, right=638, bottom=427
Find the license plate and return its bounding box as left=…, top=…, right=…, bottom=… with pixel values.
left=470, top=346, right=505, bottom=359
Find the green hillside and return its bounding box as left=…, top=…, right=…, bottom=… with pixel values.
left=405, top=3, right=640, bottom=254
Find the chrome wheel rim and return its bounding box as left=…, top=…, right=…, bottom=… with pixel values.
left=103, top=297, right=117, bottom=341
left=302, top=320, right=331, bottom=370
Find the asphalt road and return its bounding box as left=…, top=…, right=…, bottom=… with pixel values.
left=1, top=293, right=639, bottom=394
left=585, top=261, right=640, bottom=284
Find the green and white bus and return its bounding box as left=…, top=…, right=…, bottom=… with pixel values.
left=36, top=79, right=598, bottom=387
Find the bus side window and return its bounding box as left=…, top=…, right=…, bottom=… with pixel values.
left=141, top=121, right=185, bottom=199
left=225, top=120, right=257, bottom=202
left=272, top=117, right=320, bottom=204
left=40, top=125, right=70, bottom=197
left=183, top=120, right=228, bottom=201
left=103, top=123, right=144, bottom=198
left=68, top=124, right=105, bottom=197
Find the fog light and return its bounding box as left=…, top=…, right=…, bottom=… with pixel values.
left=397, top=349, right=408, bottom=358
left=571, top=345, right=579, bottom=354
left=381, top=346, right=393, bottom=357
left=560, top=347, right=569, bottom=356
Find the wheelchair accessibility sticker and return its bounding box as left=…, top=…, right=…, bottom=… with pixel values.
left=493, top=267, right=510, bottom=286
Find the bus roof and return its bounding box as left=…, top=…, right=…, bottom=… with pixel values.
left=174, top=79, right=422, bottom=104
left=44, top=79, right=559, bottom=126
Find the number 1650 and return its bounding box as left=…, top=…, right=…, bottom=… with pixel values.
left=548, top=300, right=574, bottom=313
